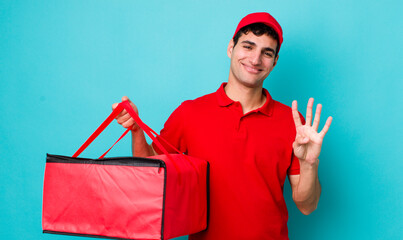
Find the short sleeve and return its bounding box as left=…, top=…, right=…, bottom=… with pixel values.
left=287, top=112, right=305, bottom=175
left=152, top=102, right=188, bottom=154
left=288, top=155, right=300, bottom=175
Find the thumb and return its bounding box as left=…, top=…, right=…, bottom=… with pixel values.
left=293, top=138, right=308, bottom=150
left=295, top=134, right=309, bottom=145
left=112, top=102, right=118, bottom=110
left=122, top=96, right=130, bottom=102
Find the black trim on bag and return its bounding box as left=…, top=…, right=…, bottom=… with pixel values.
left=160, top=160, right=168, bottom=240
left=45, top=154, right=210, bottom=239
left=47, top=154, right=166, bottom=168
left=43, top=230, right=135, bottom=240
left=206, top=162, right=210, bottom=231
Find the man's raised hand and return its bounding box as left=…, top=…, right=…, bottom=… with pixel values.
left=292, top=98, right=332, bottom=165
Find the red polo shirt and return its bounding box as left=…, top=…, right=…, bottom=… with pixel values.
left=152, top=83, right=301, bottom=240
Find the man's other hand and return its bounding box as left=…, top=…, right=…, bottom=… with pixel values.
left=112, top=96, right=140, bottom=132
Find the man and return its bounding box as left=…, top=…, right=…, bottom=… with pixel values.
left=113, top=12, right=332, bottom=240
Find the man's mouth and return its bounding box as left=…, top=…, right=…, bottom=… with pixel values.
left=242, top=63, right=261, bottom=74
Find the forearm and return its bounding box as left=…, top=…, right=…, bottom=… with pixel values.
left=131, top=129, right=156, bottom=157
left=293, top=159, right=321, bottom=215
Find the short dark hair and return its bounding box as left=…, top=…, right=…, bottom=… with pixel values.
left=233, top=23, right=280, bottom=57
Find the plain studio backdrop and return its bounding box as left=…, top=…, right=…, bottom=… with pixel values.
left=0, top=0, right=402, bottom=239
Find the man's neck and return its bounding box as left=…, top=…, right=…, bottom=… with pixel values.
left=224, top=80, right=266, bottom=114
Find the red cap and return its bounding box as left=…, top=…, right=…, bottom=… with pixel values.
left=233, top=12, right=283, bottom=53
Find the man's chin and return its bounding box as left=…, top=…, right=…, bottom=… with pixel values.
left=240, top=79, right=264, bottom=89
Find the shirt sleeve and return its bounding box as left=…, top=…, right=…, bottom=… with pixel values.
left=152, top=102, right=188, bottom=155
left=288, top=155, right=301, bottom=175
left=287, top=112, right=305, bottom=175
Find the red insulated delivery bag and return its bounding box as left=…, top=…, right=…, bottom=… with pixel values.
left=42, top=100, right=209, bottom=240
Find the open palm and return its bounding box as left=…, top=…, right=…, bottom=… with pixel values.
left=292, top=98, right=332, bottom=165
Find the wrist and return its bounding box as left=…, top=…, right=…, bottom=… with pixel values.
left=130, top=126, right=142, bottom=134
left=300, top=158, right=319, bottom=169
left=130, top=123, right=141, bottom=133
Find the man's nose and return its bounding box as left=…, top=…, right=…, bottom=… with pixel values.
left=250, top=51, right=262, bottom=65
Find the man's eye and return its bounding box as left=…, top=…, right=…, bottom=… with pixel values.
left=243, top=46, right=252, bottom=49
left=265, top=52, right=273, bottom=57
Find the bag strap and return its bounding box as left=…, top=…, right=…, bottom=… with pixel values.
left=98, top=128, right=130, bottom=159
left=118, top=101, right=181, bottom=158
left=118, top=101, right=199, bottom=174
left=72, top=101, right=187, bottom=176
left=72, top=102, right=126, bottom=158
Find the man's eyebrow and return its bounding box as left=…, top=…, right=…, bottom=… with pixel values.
left=264, top=47, right=276, bottom=54
left=241, top=40, right=256, bottom=46
left=241, top=40, right=276, bottom=54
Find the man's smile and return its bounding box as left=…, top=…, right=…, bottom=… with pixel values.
left=241, top=63, right=262, bottom=74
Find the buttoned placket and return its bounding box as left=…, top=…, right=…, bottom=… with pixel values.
left=233, top=102, right=250, bottom=139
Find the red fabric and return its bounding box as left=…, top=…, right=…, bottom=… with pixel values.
left=152, top=83, right=302, bottom=240
left=43, top=100, right=208, bottom=239
left=43, top=154, right=208, bottom=240
left=43, top=162, right=165, bottom=239
left=233, top=12, right=283, bottom=53
left=153, top=154, right=208, bottom=239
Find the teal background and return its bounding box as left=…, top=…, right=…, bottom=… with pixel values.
left=1, top=0, right=402, bottom=239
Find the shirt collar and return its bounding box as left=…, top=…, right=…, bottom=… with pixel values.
left=216, top=82, right=274, bottom=117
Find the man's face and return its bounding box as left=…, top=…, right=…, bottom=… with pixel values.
left=227, top=32, right=279, bottom=88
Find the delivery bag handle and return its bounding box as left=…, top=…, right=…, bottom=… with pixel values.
left=72, top=101, right=186, bottom=171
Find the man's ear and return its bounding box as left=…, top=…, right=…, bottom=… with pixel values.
left=273, top=54, right=279, bottom=67
left=227, top=39, right=234, bottom=58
